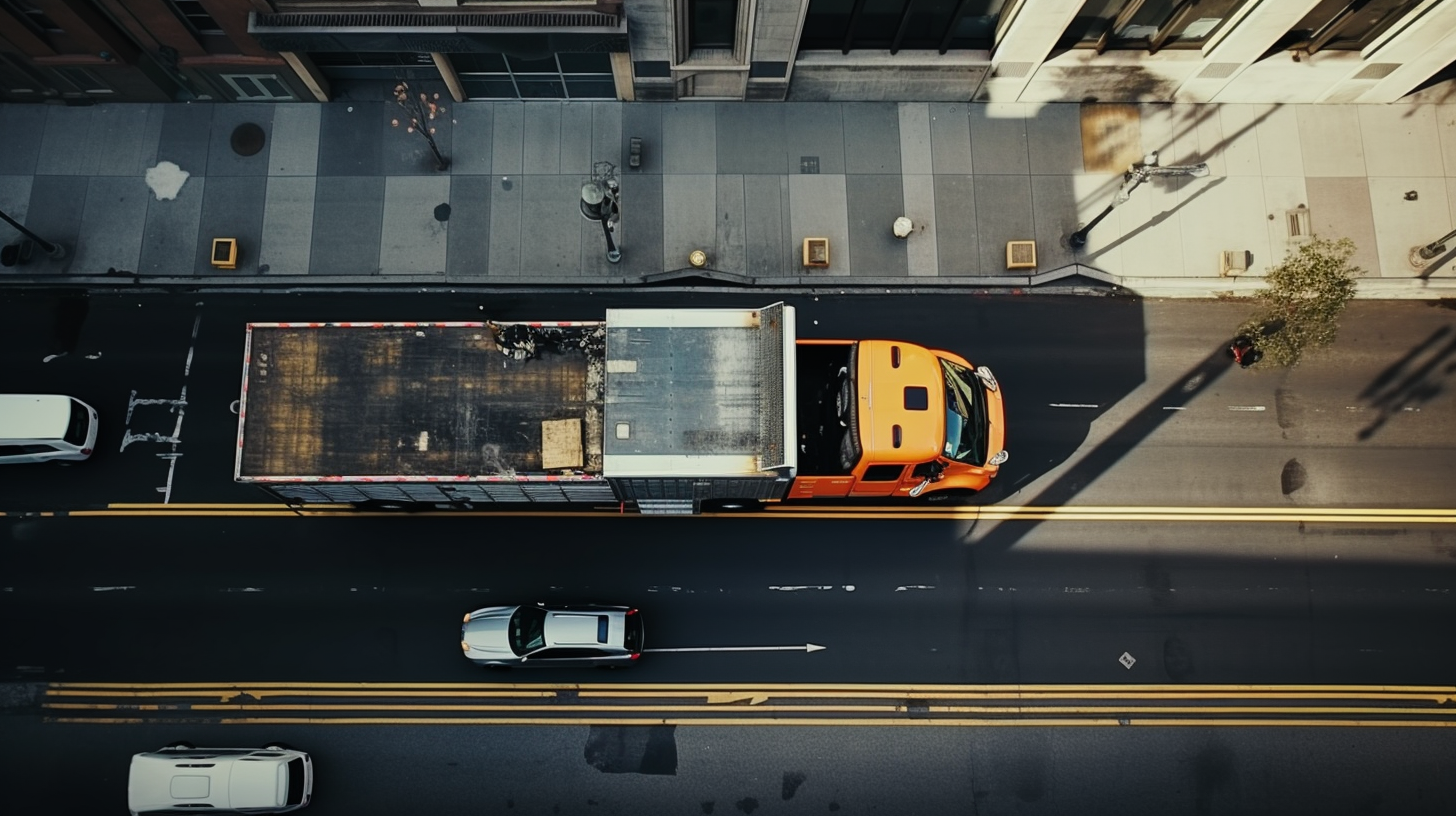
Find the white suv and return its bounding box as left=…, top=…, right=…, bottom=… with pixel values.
left=127, top=744, right=313, bottom=814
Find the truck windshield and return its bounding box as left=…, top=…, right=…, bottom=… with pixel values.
left=509, top=606, right=548, bottom=655
left=939, top=358, right=987, bottom=466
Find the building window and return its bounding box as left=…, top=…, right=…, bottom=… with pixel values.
left=453, top=52, right=617, bottom=100
left=800, top=0, right=1008, bottom=55
left=690, top=0, right=738, bottom=49
left=1058, top=0, right=1251, bottom=54
left=222, top=74, right=295, bottom=100
left=1280, top=0, right=1423, bottom=55
left=166, top=0, right=224, bottom=35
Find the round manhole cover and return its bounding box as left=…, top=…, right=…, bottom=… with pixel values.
left=231, top=123, right=266, bottom=157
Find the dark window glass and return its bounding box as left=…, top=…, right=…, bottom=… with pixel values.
left=690, top=0, right=739, bottom=49
left=565, top=78, right=616, bottom=99
left=167, top=0, right=224, bottom=35
left=558, top=52, right=612, bottom=73
left=258, top=77, right=290, bottom=97
left=801, top=0, right=855, bottom=48
left=1286, top=0, right=1422, bottom=52
left=856, top=0, right=907, bottom=49
left=861, top=464, right=906, bottom=482
left=0, top=445, right=25, bottom=457
left=947, top=1, right=1009, bottom=49
left=1059, top=0, right=1250, bottom=50
left=285, top=759, right=306, bottom=806
left=904, top=386, right=929, bottom=410
left=507, top=55, right=558, bottom=74
left=508, top=606, right=547, bottom=655
left=517, top=78, right=565, bottom=98
left=461, top=78, right=518, bottom=99
left=64, top=401, right=89, bottom=446
left=899, top=0, right=962, bottom=49
left=452, top=53, right=507, bottom=73
left=634, top=60, right=672, bottom=78
left=535, top=648, right=604, bottom=660
left=21, top=444, right=58, bottom=454
left=803, top=0, right=1005, bottom=52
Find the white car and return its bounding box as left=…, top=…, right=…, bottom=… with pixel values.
left=462, top=603, right=644, bottom=668
left=128, top=743, right=313, bottom=814
left=0, top=394, right=98, bottom=464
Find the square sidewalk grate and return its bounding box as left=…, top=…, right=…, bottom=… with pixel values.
left=800, top=156, right=819, bottom=174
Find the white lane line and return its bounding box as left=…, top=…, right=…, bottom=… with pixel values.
left=643, top=643, right=826, bottom=654
left=1050, top=403, right=1099, bottom=409
left=769, top=585, right=835, bottom=591
left=895, top=585, right=936, bottom=592
left=92, top=586, right=136, bottom=592
left=1228, top=406, right=1266, bottom=412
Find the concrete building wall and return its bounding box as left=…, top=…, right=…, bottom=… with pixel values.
left=789, top=52, right=989, bottom=102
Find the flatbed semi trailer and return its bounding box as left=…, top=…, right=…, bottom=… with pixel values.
left=235, top=303, right=1006, bottom=514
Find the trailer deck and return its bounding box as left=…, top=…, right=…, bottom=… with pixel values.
left=236, top=321, right=605, bottom=483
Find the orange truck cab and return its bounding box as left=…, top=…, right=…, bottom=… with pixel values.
left=789, top=339, right=1007, bottom=501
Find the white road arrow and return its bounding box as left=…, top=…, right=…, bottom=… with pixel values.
left=643, top=643, right=826, bottom=654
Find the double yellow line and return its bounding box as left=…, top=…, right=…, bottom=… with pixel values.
left=24, top=504, right=1456, bottom=524
left=41, top=682, right=1456, bottom=728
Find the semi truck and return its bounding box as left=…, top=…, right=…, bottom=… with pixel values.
left=234, top=303, right=1006, bottom=514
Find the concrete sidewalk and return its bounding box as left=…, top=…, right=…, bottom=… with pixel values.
left=2, top=99, right=1456, bottom=297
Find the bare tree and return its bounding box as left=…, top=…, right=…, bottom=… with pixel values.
left=391, top=82, right=449, bottom=171
left=1236, top=237, right=1361, bottom=368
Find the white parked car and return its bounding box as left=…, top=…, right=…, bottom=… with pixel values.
left=127, top=743, right=313, bottom=814
left=0, top=393, right=98, bottom=464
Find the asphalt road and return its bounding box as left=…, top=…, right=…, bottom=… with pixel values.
left=3, top=289, right=1454, bottom=814
left=2, top=717, right=1451, bottom=816
left=3, top=513, right=1453, bottom=685
left=3, top=291, right=1455, bottom=511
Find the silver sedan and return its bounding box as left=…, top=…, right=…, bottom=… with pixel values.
left=461, top=603, right=644, bottom=668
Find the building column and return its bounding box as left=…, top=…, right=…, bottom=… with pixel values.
left=279, top=51, right=330, bottom=102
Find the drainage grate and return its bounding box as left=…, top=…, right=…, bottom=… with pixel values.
left=800, top=156, right=819, bottom=174
left=1197, top=62, right=1241, bottom=80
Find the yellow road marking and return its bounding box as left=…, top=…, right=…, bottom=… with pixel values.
left=48, top=682, right=1456, bottom=694
left=40, top=702, right=1456, bottom=716
left=45, top=716, right=1456, bottom=728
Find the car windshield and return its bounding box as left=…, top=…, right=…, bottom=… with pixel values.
left=508, top=606, right=548, bottom=655
left=940, top=358, right=987, bottom=465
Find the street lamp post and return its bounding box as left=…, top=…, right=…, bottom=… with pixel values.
left=1068, top=151, right=1209, bottom=249
left=0, top=207, right=66, bottom=259
left=580, top=162, right=621, bottom=264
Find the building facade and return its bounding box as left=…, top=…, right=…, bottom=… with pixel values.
left=3, top=0, right=1454, bottom=104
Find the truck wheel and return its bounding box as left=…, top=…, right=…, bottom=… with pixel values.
left=921, top=489, right=977, bottom=505
left=703, top=499, right=763, bottom=513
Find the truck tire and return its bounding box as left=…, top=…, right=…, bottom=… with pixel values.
left=702, top=499, right=764, bottom=513
left=921, top=488, right=977, bottom=505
